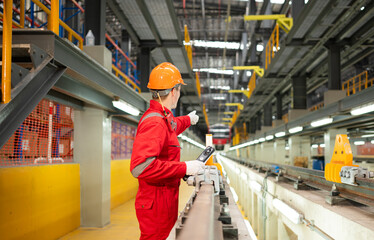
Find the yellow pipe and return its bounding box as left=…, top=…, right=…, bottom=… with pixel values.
left=49, top=0, right=60, bottom=35
left=20, top=0, right=25, bottom=28
left=222, top=118, right=232, bottom=121
left=1, top=0, right=13, bottom=104
left=244, top=14, right=286, bottom=21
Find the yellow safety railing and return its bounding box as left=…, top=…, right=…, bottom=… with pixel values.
left=342, top=71, right=373, bottom=96
left=309, top=102, right=324, bottom=112
left=184, top=25, right=192, bottom=68
left=203, top=104, right=209, bottom=128
left=248, top=72, right=256, bottom=99
left=31, top=0, right=83, bottom=49
left=1, top=0, right=13, bottom=103
left=112, top=65, right=141, bottom=92
left=196, top=72, right=201, bottom=98
left=265, top=24, right=279, bottom=70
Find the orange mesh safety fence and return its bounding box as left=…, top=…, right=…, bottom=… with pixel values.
left=111, top=121, right=136, bottom=160
left=0, top=99, right=74, bottom=166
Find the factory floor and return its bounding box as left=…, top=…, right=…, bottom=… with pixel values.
left=60, top=181, right=195, bottom=240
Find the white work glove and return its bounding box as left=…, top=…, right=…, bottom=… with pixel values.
left=185, top=160, right=205, bottom=175
left=188, top=110, right=199, bottom=125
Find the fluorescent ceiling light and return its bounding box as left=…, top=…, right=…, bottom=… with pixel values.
left=311, top=144, right=318, bottom=148
left=213, top=96, right=226, bottom=100
left=255, top=0, right=285, bottom=3
left=272, top=198, right=303, bottom=224
left=285, top=146, right=289, bottom=150
left=259, top=137, right=265, bottom=142
left=289, top=126, right=303, bottom=134
left=361, top=134, right=374, bottom=138
left=371, top=140, right=374, bottom=144
left=210, top=129, right=230, bottom=133
left=229, top=141, right=251, bottom=150
left=112, top=99, right=140, bottom=116
left=210, top=85, right=231, bottom=90
left=266, top=135, right=274, bottom=140
left=320, top=144, right=325, bottom=148
left=246, top=71, right=252, bottom=77
left=351, top=103, right=374, bottom=115
left=311, top=117, right=333, bottom=127
left=250, top=181, right=262, bottom=193
left=256, top=44, right=264, bottom=52
left=193, top=68, right=234, bottom=75
left=275, top=131, right=286, bottom=137
left=254, top=140, right=259, bottom=144
left=186, top=40, right=241, bottom=50
left=354, top=141, right=365, bottom=146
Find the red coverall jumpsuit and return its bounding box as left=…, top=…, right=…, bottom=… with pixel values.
left=130, top=100, right=191, bottom=239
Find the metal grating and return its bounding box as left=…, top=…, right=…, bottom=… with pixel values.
left=145, top=0, right=177, bottom=40
left=309, top=0, right=351, bottom=39
left=118, top=0, right=154, bottom=40
left=293, top=0, right=330, bottom=38
left=151, top=48, right=167, bottom=64
left=167, top=48, right=189, bottom=74
left=270, top=46, right=295, bottom=73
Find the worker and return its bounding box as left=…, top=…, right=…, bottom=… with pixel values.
left=130, top=62, right=204, bottom=239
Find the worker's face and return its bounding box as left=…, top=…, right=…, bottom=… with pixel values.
left=171, top=86, right=181, bottom=109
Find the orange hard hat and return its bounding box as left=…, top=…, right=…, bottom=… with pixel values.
left=147, top=62, right=186, bottom=90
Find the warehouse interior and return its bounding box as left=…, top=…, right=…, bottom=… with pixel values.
left=1, top=0, right=374, bottom=239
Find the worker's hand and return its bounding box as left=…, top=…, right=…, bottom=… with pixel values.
left=185, top=160, right=205, bottom=175
left=188, top=110, right=199, bottom=125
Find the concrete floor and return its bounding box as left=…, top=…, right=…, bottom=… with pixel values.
left=60, top=181, right=195, bottom=240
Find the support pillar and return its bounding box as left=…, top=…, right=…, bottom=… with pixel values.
left=84, top=0, right=106, bottom=45
left=74, top=107, right=111, bottom=227
left=138, top=47, right=151, bottom=92
left=324, top=128, right=347, bottom=165
left=289, top=76, right=308, bottom=121
left=266, top=208, right=278, bottom=240
left=324, top=42, right=346, bottom=105
left=263, top=103, right=272, bottom=127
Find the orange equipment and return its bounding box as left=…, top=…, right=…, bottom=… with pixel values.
left=325, top=134, right=358, bottom=183
left=147, top=62, right=186, bottom=90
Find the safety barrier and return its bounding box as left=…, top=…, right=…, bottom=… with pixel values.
left=342, top=71, right=373, bottom=96
left=265, top=24, right=279, bottom=70
left=0, top=99, right=74, bottom=166
left=309, top=102, right=324, bottom=112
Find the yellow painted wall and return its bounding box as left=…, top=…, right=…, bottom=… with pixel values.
left=0, top=164, right=80, bottom=240
left=111, top=159, right=138, bottom=209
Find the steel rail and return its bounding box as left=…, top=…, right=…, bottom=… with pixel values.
left=227, top=156, right=374, bottom=207
left=178, top=183, right=223, bottom=240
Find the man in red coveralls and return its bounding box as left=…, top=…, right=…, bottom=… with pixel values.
left=130, top=62, right=204, bottom=239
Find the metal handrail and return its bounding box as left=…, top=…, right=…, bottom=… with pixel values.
left=265, top=24, right=279, bottom=70
left=105, top=33, right=136, bottom=69
left=342, top=71, right=371, bottom=96
left=31, top=0, right=83, bottom=49
left=112, top=65, right=141, bottom=93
